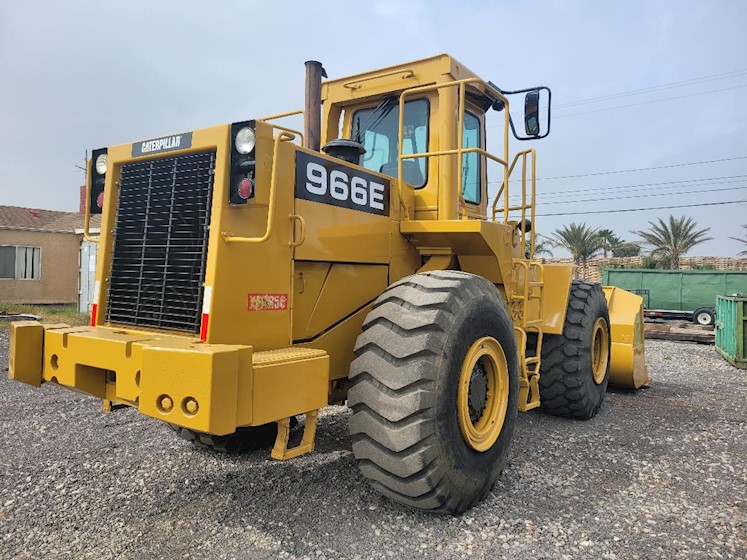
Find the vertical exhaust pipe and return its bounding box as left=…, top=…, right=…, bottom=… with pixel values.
left=304, top=60, right=326, bottom=151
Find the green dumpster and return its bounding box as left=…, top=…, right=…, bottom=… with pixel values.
left=715, top=295, right=747, bottom=369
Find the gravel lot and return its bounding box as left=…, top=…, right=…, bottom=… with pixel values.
left=1, top=329, right=745, bottom=559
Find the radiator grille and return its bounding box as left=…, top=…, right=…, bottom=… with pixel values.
left=105, top=150, right=216, bottom=333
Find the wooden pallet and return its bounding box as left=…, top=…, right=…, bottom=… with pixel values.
left=644, top=322, right=714, bottom=344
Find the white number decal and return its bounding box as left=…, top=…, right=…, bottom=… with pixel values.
left=330, top=170, right=349, bottom=200
left=306, top=162, right=327, bottom=195
left=370, top=181, right=385, bottom=211
left=350, top=177, right=368, bottom=206
left=301, top=158, right=388, bottom=215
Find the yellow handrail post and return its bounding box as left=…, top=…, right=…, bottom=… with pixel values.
left=397, top=93, right=408, bottom=220
left=83, top=162, right=99, bottom=244
left=457, top=82, right=467, bottom=220
left=529, top=149, right=536, bottom=258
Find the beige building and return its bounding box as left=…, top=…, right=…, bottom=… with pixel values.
left=0, top=205, right=99, bottom=305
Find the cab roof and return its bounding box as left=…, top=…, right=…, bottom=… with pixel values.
left=321, top=54, right=484, bottom=105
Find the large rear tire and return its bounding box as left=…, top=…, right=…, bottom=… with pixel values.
left=348, top=271, right=519, bottom=514
left=538, top=280, right=611, bottom=419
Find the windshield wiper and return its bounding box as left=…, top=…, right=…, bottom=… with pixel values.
left=354, top=95, right=398, bottom=144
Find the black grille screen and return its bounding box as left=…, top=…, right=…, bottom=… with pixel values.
left=105, top=151, right=216, bottom=333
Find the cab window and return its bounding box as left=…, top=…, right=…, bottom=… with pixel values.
left=462, top=111, right=481, bottom=204
left=352, top=98, right=428, bottom=188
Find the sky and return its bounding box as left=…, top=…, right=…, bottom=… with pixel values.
left=1, top=0, right=746, bottom=256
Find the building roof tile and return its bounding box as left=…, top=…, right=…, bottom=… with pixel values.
left=0, top=205, right=101, bottom=233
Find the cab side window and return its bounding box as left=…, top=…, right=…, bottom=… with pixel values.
left=462, top=111, right=481, bottom=204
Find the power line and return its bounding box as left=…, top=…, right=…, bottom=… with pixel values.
left=537, top=199, right=746, bottom=217
left=553, top=68, right=747, bottom=109
left=485, top=82, right=747, bottom=128
left=491, top=155, right=747, bottom=183
left=551, top=83, right=747, bottom=118
left=504, top=175, right=747, bottom=198
left=534, top=184, right=746, bottom=206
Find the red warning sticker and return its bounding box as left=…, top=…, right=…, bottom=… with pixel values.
left=248, top=293, right=289, bottom=312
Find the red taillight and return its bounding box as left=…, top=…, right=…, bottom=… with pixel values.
left=199, top=286, right=212, bottom=342
left=91, top=303, right=98, bottom=326
left=237, top=177, right=254, bottom=200
left=200, top=314, right=209, bottom=341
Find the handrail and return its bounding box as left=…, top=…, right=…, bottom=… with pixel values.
left=288, top=214, right=306, bottom=248
left=491, top=149, right=535, bottom=253
left=401, top=146, right=506, bottom=166
left=83, top=164, right=100, bottom=244
left=267, top=123, right=304, bottom=146
left=258, top=109, right=304, bottom=121
left=343, top=69, right=415, bottom=90
left=257, top=110, right=305, bottom=145
left=221, top=131, right=296, bottom=244
left=511, top=259, right=545, bottom=326
left=397, top=77, right=510, bottom=220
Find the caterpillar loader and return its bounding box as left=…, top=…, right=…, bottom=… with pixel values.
left=9, top=54, right=649, bottom=514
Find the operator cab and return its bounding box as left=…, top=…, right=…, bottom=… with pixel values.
left=320, top=54, right=550, bottom=222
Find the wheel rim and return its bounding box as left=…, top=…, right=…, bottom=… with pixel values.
left=696, top=312, right=711, bottom=325
left=457, top=337, right=509, bottom=452
left=591, top=317, right=610, bottom=385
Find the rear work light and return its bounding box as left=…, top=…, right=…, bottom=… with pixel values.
left=89, top=147, right=107, bottom=215
left=229, top=120, right=256, bottom=206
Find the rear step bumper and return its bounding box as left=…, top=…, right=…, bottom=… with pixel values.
left=9, top=322, right=329, bottom=436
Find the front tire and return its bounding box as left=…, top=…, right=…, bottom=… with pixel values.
left=348, top=271, right=519, bottom=514
left=539, top=280, right=611, bottom=419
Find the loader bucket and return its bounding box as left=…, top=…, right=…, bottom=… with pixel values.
left=602, top=286, right=650, bottom=389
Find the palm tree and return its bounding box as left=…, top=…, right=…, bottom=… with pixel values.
left=526, top=234, right=553, bottom=257
left=730, top=224, right=747, bottom=256
left=535, top=237, right=554, bottom=257
left=612, top=242, right=641, bottom=257
left=597, top=228, right=622, bottom=258
left=633, top=215, right=711, bottom=269
left=548, top=223, right=602, bottom=267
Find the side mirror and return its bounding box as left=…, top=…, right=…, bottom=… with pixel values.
left=524, top=91, right=540, bottom=136
left=488, top=83, right=551, bottom=141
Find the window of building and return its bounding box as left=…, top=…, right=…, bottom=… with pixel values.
left=462, top=111, right=482, bottom=204
left=353, top=98, right=429, bottom=188
left=0, top=246, right=41, bottom=280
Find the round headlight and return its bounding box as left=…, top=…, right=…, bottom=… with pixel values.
left=234, top=127, right=256, bottom=155
left=95, top=153, right=108, bottom=175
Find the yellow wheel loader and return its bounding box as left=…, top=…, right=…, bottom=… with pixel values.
left=9, top=54, right=649, bottom=514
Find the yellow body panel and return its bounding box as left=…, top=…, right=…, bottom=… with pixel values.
left=298, top=304, right=372, bottom=381
left=8, top=321, right=43, bottom=387
left=251, top=348, right=328, bottom=425
left=603, top=287, right=651, bottom=389
left=292, top=262, right=331, bottom=341
left=540, top=265, right=575, bottom=335
left=293, top=263, right=388, bottom=340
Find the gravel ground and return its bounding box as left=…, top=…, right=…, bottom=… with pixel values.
left=1, top=330, right=745, bottom=559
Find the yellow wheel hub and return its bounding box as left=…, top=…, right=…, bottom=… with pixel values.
left=457, top=337, right=509, bottom=452
left=591, top=317, right=610, bottom=385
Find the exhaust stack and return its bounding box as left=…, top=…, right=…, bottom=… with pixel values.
left=304, top=60, right=326, bottom=151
